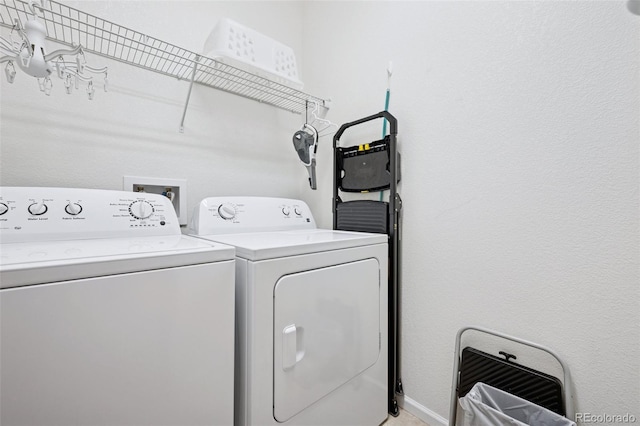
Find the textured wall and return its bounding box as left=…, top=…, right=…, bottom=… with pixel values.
left=301, top=1, right=639, bottom=424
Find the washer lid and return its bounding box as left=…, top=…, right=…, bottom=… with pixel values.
left=0, top=235, right=235, bottom=289
left=194, top=229, right=387, bottom=260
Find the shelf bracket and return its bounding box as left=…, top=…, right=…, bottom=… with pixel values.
left=179, top=55, right=200, bottom=133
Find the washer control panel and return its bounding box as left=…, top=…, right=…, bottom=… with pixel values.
left=189, top=196, right=317, bottom=235
left=0, top=187, right=180, bottom=243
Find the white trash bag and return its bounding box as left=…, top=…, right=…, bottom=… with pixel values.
left=458, top=382, right=576, bottom=426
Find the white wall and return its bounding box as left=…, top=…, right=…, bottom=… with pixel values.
left=2, top=1, right=638, bottom=425
left=302, top=1, right=639, bottom=424
left=1, top=1, right=311, bottom=216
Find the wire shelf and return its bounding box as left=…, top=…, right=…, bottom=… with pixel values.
left=0, top=0, right=327, bottom=114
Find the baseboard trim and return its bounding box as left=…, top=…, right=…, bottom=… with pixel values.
left=399, top=395, right=448, bottom=426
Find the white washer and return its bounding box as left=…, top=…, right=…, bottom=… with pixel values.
left=189, top=196, right=389, bottom=426
left=0, top=187, right=236, bottom=426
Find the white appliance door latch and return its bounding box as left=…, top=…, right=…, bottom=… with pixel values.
left=282, top=324, right=305, bottom=370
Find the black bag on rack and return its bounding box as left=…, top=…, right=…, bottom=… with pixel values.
left=334, top=135, right=401, bottom=235
left=337, top=136, right=400, bottom=193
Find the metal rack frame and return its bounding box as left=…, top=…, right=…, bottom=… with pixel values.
left=449, top=326, right=575, bottom=426
left=332, top=111, right=403, bottom=417
left=0, top=0, right=328, bottom=126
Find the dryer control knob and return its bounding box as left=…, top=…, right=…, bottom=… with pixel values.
left=218, top=203, right=236, bottom=220
left=129, top=200, right=154, bottom=220
left=294, top=206, right=303, bottom=216
left=0, top=202, right=8, bottom=215
left=65, top=202, right=83, bottom=216
left=28, top=202, right=48, bottom=216
left=282, top=206, right=291, bottom=216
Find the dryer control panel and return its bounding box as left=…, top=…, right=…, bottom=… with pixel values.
left=189, top=196, right=317, bottom=235
left=0, top=187, right=180, bottom=243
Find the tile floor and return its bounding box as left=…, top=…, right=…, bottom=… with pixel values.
left=383, top=408, right=431, bottom=426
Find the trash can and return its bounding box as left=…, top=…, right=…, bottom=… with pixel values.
left=458, top=383, right=576, bottom=426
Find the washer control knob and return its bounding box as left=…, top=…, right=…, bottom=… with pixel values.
left=129, top=200, right=154, bottom=220
left=65, top=202, right=83, bottom=216
left=294, top=206, right=303, bottom=216
left=218, top=203, right=236, bottom=220
left=282, top=206, right=291, bottom=216
left=28, top=202, right=48, bottom=216
left=0, top=202, right=8, bottom=215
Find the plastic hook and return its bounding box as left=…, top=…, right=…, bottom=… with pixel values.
left=43, top=76, right=52, bottom=95
left=5, top=61, right=16, bottom=83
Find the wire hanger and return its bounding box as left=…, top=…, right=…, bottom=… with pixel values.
left=306, top=100, right=338, bottom=138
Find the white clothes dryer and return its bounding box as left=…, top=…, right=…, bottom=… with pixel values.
left=189, top=196, right=389, bottom=426
left=0, top=187, right=236, bottom=426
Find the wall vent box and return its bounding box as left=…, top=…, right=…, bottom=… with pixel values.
left=203, top=18, right=303, bottom=90
left=123, top=176, right=187, bottom=226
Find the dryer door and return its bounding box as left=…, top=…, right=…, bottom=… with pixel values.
left=273, top=258, right=381, bottom=422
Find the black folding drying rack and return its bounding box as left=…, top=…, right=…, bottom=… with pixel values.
left=332, top=111, right=403, bottom=416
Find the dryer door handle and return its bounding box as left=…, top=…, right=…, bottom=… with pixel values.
left=282, top=324, right=305, bottom=370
